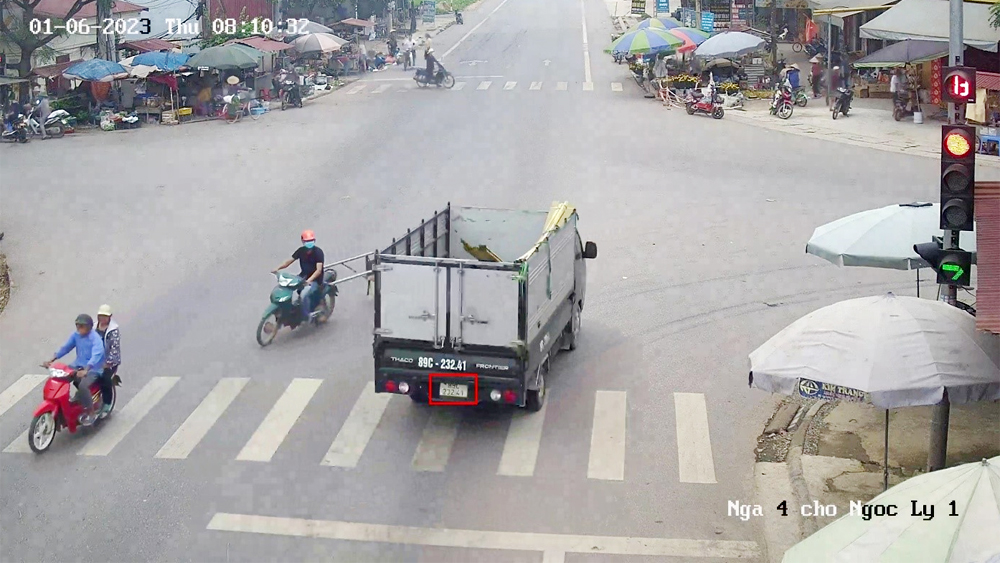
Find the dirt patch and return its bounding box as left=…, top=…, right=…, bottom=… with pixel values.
left=0, top=252, right=9, bottom=316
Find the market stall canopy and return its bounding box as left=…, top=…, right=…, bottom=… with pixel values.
left=629, top=17, right=682, bottom=31
left=291, top=19, right=333, bottom=34
left=782, top=455, right=1000, bottom=563
left=120, top=38, right=177, bottom=53
left=63, top=59, right=129, bottom=82
left=749, top=293, right=1000, bottom=409
left=666, top=26, right=711, bottom=47
left=338, top=17, right=375, bottom=29
left=860, top=0, right=1000, bottom=52
left=230, top=36, right=294, bottom=52
left=186, top=43, right=262, bottom=70
left=807, top=0, right=897, bottom=28
left=292, top=33, right=345, bottom=54
left=605, top=28, right=684, bottom=55
left=0, top=77, right=29, bottom=85
left=30, top=59, right=82, bottom=79
left=853, top=39, right=948, bottom=68
left=805, top=202, right=977, bottom=270
left=694, top=31, right=765, bottom=58
left=130, top=51, right=190, bottom=71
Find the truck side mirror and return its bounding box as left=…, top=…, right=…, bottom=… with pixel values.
left=583, top=241, right=597, bottom=259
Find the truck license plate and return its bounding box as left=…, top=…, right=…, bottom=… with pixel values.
left=438, top=383, right=468, bottom=399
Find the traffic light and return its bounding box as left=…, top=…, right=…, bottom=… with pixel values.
left=914, top=241, right=972, bottom=287
left=940, top=125, right=975, bottom=232
left=942, top=66, right=976, bottom=104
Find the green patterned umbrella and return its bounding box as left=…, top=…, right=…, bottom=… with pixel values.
left=630, top=17, right=683, bottom=31
left=605, top=28, right=684, bottom=55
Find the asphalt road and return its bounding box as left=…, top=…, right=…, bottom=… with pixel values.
left=2, top=0, right=992, bottom=561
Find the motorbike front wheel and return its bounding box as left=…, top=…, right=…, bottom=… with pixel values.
left=893, top=107, right=903, bottom=121
left=777, top=102, right=793, bottom=119
left=256, top=312, right=280, bottom=347
left=712, top=107, right=724, bottom=119
left=29, top=411, right=57, bottom=453
left=281, top=94, right=288, bottom=111
left=832, top=102, right=840, bottom=120
left=441, top=74, right=456, bottom=89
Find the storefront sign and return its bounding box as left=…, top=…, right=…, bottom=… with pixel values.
left=754, top=0, right=809, bottom=7
left=679, top=7, right=698, bottom=28
left=798, top=378, right=870, bottom=403
left=421, top=0, right=435, bottom=23
left=656, top=0, right=670, bottom=14
left=700, top=11, right=715, bottom=32
left=631, top=0, right=646, bottom=15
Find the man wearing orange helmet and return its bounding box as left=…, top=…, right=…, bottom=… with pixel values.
left=271, top=230, right=325, bottom=320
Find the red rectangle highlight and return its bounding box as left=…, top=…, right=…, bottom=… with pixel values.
left=427, top=373, right=479, bottom=406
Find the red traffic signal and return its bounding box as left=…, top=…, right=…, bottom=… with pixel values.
left=939, top=125, right=976, bottom=232
left=942, top=66, right=976, bottom=104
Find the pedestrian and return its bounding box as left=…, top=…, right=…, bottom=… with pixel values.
left=890, top=67, right=904, bottom=106
left=32, top=87, right=50, bottom=138
left=810, top=58, right=822, bottom=98
left=829, top=66, right=842, bottom=110
left=387, top=33, right=397, bottom=58
left=95, top=304, right=120, bottom=417
left=359, top=42, right=368, bottom=72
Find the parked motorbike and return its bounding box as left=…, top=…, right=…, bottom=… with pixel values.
left=27, top=362, right=121, bottom=453
left=892, top=91, right=917, bottom=122
left=684, top=85, right=725, bottom=119
left=832, top=86, right=854, bottom=120
left=770, top=85, right=794, bottom=119
left=455, top=10, right=464, bottom=24
left=792, top=87, right=808, bottom=107
left=256, top=270, right=338, bottom=346
left=414, top=65, right=456, bottom=88
left=280, top=80, right=304, bottom=110
left=2, top=111, right=30, bottom=143
left=804, top=38, right=827, bottom=58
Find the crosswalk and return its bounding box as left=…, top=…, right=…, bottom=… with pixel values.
left=0, top=373, right=718, bottom=483
left=343, top=80, right=629, bottom=95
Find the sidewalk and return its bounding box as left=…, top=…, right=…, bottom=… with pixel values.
left=754, top=397, right=1000, bottom=562
left=726, top=97, right=1000, bottom=170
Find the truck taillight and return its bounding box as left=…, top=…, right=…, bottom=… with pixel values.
left=385, top=380, right=398, bottom=393
left=503, top=390, right=517, bottom=403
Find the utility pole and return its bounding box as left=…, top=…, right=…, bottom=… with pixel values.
left=201, top=0, right=211, bottom=40
left=927, top=0, right=965, bottom=474
left=768, top=0, right=777, bottom=75
left=824, top=15, right=832, bottom=107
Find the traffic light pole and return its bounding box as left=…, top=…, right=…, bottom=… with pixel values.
left=927, top=0, right=965, bottom=474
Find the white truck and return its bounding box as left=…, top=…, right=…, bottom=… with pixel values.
left=370, top=203, right=597, bottom=411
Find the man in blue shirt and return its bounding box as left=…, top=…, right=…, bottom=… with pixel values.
left=44, top=314, right=105, bottom=425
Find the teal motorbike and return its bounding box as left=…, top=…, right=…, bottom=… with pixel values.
left=256, top=270, right=338, bottom=347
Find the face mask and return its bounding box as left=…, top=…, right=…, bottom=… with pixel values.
left=304, top=241, right=315, bottom=249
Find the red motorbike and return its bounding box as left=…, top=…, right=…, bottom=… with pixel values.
left=27, top=362, right=120, bottom=453
left=684, top=85, right=725, bottom=119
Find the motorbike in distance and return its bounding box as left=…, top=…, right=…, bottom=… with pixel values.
left=414, top=64, right=456, bottom=88
left=832, top=86, right=854, bottom=119
left=256, top=270, right=338, bottom=346
left=892, top=91, right=916, bottom=122
left=2, top=110, right=30, bottom=143
left=770, top=84, right=794, bottom=119
left=685, top=85, right=725, bottom=119
left=27, top=362, right=121, bottom=453
left=280, top=80, right=303, bottom=110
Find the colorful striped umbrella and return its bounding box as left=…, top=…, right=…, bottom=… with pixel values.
left=663, top=26, right=711, bottom=53
left=605, top=28, right=684, bottom=55
left=630, top=17, right=682, bottom=31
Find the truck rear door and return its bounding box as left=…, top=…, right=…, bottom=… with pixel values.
left=450, top=263, right=521, bottom=348
left=377, top=257, right=447, bottom=346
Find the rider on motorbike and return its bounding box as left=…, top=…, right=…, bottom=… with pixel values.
left=272, top=230, right=325, bottom=320
left=44, top=314, right=106, bottom=425
left=424, top=47, right=438, bottom=81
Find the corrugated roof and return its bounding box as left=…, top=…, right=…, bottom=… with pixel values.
left=976, top=181, right=1000, bottom=335
left=34, top=0, right=145, bottom=19
left=229, top=36, right=294, bottom=52
left=978, top=72, right=1000, bottom=92
left=120, top=38, right=177, bottom=53
left=30, top=59, right=82, bottom=78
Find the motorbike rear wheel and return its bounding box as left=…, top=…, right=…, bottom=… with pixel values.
left=29, top=411, right=56, bottom=453
left=712, top=106, right=725, bottom=119
left=49, top=125, right=65, bottom=138
left=685, top=103, right=695, bottom=115
left=893, top=107, right=903, bottom=121
left=256, top=312, right=280, bottom=347
left=795, top=95, right=807, bottom=108
left=315, top=294, right=336, bottom=324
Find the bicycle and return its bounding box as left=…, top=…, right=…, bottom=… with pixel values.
left=217, top=93, right=264, bottom=124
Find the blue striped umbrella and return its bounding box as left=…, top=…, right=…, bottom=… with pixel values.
left=631, top=17, right=683, bottom=31
left=605, top=28, right=684, bottom=55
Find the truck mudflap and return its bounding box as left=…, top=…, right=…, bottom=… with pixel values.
left=375, top=347, right=525, bottom=406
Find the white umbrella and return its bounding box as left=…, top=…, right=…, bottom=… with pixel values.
left=694, top=31, right=765, bottom=58
left=782, top=455, right=1000, bottom=563
left=291, top=19, right=333, bottom=35
left=806, top=202, right=978, bottom=270
left=292, top=32, right=345, bottom=54
left=749, top=293, right=1000, bottom=409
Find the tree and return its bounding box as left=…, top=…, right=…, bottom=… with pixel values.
left=0, top=0, right=97, bottom=77
left=991, top=0, right=1000, bottom=29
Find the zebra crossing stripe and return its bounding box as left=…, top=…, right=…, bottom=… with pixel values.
left=587, top=390, right=627, bottom=481
left=529, top=82, right=542, bottom=90
left=582, top=82, right=594, bottom=91
left=155, top=378, right=248, bottom=460
left=372, top=84, right=392, bottom=94
left=452, top=82, right=467, bottom=90
left=0, top=374, right=47, bottom=418
left=236, top=378, right=322, bottom=463
left=497, top=402, right=546, bottom=477
left=411, top=408, right=460, bottom=472
left=346, top=85, right=366, bottom=94
left=503, top=81, right=517, bottom=90
left=79, top=377, right=180, bottom=457
left=556, top=82, right=568, bottom=91
left=674, top=393, right=717, bottom=484
left=321, top=382, right=392, bottom=468
left=477, top=81, right=492, bottom=90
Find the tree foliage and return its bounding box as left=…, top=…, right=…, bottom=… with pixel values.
left=0, top=0, right=97, bottom=76
left=991, top=0, right=1000, bottom=29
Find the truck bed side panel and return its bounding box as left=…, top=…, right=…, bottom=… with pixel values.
left=449, top=265, right=521, bottom=347
left=377, top=261, right=447, bottom=344
left=525, top=216, right=578, bottom=344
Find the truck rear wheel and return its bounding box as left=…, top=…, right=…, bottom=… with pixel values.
left=525, top=365, right=546, bottom=412
left=563, top=303, right=581, bottom=351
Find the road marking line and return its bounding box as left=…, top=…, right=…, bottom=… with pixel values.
left=372, top=84, right=392, bottom=94
left=452, top=82, right=467, bottom=90
left=321, top=382, right=392, bottom=468
left=155, top=378, right=248, bottom=460
left=582, top=82, right=594, bottom=91
left=442, top=0, right=513, bottom=59
left=206, top=513, right=762, bottom=558
left=556, top=82, right=568, bottom=91
left=503, top=81, right=517, bottom=90
left=674, top=393, right=717, bottom=484
left=78, top=377, right=179, bottom=457
left=580, top=0, right=592, bottom=84
left=497, top=403, right=546, bottom=477
left=477, top=81, right=492, bottom=90
left=0, top=374, right=47, bottom=418
left=611, top=82, right=623, bottom=92
left=236, top=378, right=322, bottom=462
left=411, top=408, right=459, bottom=472
left=588, top=390, right=626, bottom=481
left=4, top=429, right=32, bottom=452
left=543, top=551, right=566, bottom=563
left=529, top=81, right=542, bottom=90
left=346, top=85, right=366, bottom=94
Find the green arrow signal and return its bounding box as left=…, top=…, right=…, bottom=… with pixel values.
left=942, top=263, right=964, bottom=281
